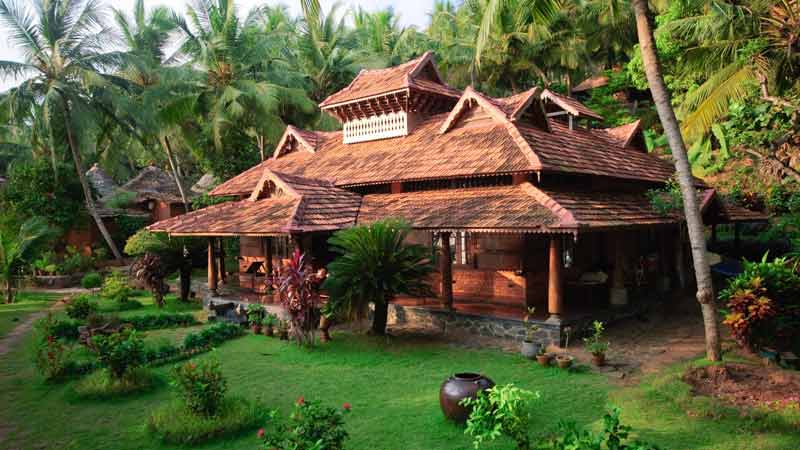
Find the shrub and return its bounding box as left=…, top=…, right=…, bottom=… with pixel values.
left=143, top=339, right=181, bottom=363
left=101, top=270, right=132, bottom=304
left=81, top=272, right=103, bottom=289
left=183, top=322, right=243, bottom=351
left=130, top=253, right=169, bottom=308
left=34, top=314, right=80, bottom=341
left=72, top=367, right=157, bottom=399
left=32, top=333, right=71, bottom=380
left=719, top=255, right=800, bottom=351
left=88, top=329, right=145, bottom=379
left=124, top=313, right=198, bottom=330
left=258, top=398, right=350, bottom=450
left=535, top=408, right=660, bottom=450
left=246, top=303, right=265, bottom=325
left=148, top=398, right=266, bottom=445
left=61, top=246, right=94, bottom=274
left=461, top=384, right=540, bottom=450
left=583, top=320, right=609, bottom=356
left=172, top=359, right=228, bottom=417
left=65, top=295, right=98, bottom=320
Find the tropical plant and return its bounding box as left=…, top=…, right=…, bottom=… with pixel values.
left=101, top=269, right=133, bottom=304
left=0, top=0, right=125, bottom=260
left=631, top=0, right=722, bottom=361
left=461, top=383, right=540, bottom=450
left=171, top=358, right=227, bottom=417
left=536, top=407, right=660, bottom=450
left=258, top=397, right=350, bottom=450
left=272, top=249, right=325, bottom=345
left=583, top=320, right=610, bottom=356
left=0, top=216, right=50, bottom=303
left=88, top=328, right=146, bottom=380
left=130, top=252, right=168, bottom=308
left=323, top=219, right=434, bottom=335
left=65, top=294, right=99, bottom=320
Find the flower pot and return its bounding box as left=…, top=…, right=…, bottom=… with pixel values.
left=319, top=316, right=332, bottom=342
left=439, top=373, right=495, bottom=423
left=520, top=341, right=540, bottom=359
left=251, top=325, right=262, bottom=335
left=592, top=353, right=606, bottom=367
left=536, top=353, right=553, bottom=367
left=556, top=355, right=574, bottom=369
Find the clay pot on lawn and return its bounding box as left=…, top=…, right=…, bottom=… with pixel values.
left=439, top=373, right=495, bottom=423
left=319, top=316, right=333, bottom=343
left=536, top=352, right=553, bottom=367
left=556, top=355, right=574, bottom=369
left=520, top=341, right=540, bottom=360
left=592, top=353, right=606, bottom=367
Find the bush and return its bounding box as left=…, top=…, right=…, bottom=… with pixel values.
left=32, top=332, right=72, bottom=380
left=34, top=314, right=80, bottom=341
left=65, top=295, right=98, bottom=320
left=124, top=313, right=198, bottom=330
left=719, top=255, right=800, bottom=351
left=101, top=270, right=132, bottom=304
left=183, top=322, right=243, bottom=351
left=88, top=329, right=145, bottom=379
left=81, top=272, right=103, bottom=289
left=258, top=398, right=350, bottom=450
left=172, top=359, right=228, bottom=417
left=143, top=339, right=181, bottom=364
left=72, top=367, right=157, bottom=399
left=148, top=398, right=266, bottom=445
left=535, top=408, right=660, bottom=450
left=462, top=384, right=539, bottom=450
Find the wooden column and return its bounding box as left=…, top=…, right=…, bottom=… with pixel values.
left=609, top=232, right=628, bottom=306
left=264, top=237, right=274, bottom=276
left=207, top=238, right=218, bottom=294
left=217, top=239, right=226, bottom=284
left=439, top=232, right=453, bottom=310
left=547, top=236, right=563, bottom=321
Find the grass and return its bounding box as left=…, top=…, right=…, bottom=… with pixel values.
left=148, top=397, right=268, bottom=445
left=72, top=368, right=160, bottom=400
left=0, top=292, right=60, bottom=338
left=0, top=298, right=798, bottom=449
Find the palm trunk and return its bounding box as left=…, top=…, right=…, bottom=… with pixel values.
left=632, top=0, right=721, bottom=361
left=62, top=99, right=124, bottom=262
left=160, top=136, right=191, bottom=213
left=371, top=296, right=389, bottom=335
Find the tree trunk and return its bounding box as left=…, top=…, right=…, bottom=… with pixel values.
left=62, top=98, right=124, bottom=262
left=5, top=279, right=13, bottom=304
left=180, top=247, right=191, bottom=302
left=632, top=0, right=721, bottom=361
left=371, top=297, right=389, bottom=335
left=160, top=135, right=191, bottom=213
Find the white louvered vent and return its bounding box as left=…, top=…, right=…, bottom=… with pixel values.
left=343, top=111, right=408, bottom=144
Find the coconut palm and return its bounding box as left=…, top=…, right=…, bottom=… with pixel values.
left=323, top=219, right=434, bottom=336
left=0, top=217, right=50, bottom=303
left=0, top=0, right=124, bottom=260
left=632, top=0, right=721, bottom=361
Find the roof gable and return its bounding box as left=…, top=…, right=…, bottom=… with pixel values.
left=603, top=120, right=645, bottom=151
left=541, top=89, right=604, bottom=121
left=273, top=125, right=318, bottom=159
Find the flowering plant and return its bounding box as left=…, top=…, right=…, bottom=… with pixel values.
left=272, top=249, right=326, bottom=346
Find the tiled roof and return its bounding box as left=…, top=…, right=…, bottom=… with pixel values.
left=541, top=89, right=604, bottom=121
left=700, top=189, right=768, bottom=224
left=319, top=52, right=461, bottom=108
left=518, top=121, right=676, bottom=183
left=357, top=184, right=559, bottom=232
left=573, top=75, right=609, bottom=93
left=110, top=166, right=183, bottom=204
left=603, top=120, right=642, bottom=148
left=152, top=170, right=360, bottom=235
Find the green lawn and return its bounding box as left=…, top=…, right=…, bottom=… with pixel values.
left=0, top=292, right=60, bottom=338
left=0, top=298, right=798, bottom=450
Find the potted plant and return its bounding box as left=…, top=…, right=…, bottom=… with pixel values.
left=246, top=304, right=265, bottom=334
left=535, top=347, right=553, bottom=366
left=263, top=313, right=276, bottom=337
left=520, top=307, right=541, bottom=359
left=556, top=325, right=574, bottom=369
left=583, top=320, right=609, bottom=366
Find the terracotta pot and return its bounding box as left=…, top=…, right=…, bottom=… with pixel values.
left=592, top=353, right=606, bottom=367
left=520, top=341, right=540, bottom=360
left=536, top=353, right=553, bottom=367
left=556, top=355, right=574, bottom=369
left=319, top=316, right=332, bottom=342
left=439, top=373, right=495, bottom=423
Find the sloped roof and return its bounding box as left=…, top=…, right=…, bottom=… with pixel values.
left=700, top=189, right=768, bottom=224
left=573, top=75, right=609, bottom=93
left=86, top=163, right=118, bottom=199
left=604, top=120, right=642, bottom=148
left=151, top=170, right=360, bottom=235
left=115, top=166, right=183, bottom=204
left=357, top=184, right=559, bottom=232
left=319, top=52, right=461, bottom=108
left=191, top=173, right=219, bottom=194
left=541, top=89, right=604, bottom=121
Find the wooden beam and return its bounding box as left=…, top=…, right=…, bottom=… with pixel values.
left=208, top=238, right=218, bottom=294
left=440, top=232, right=454, bottom=310
left=547, top=236, right=563, bottom=320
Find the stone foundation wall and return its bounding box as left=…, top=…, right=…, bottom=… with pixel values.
left=388, top=304, right=561, bottom=345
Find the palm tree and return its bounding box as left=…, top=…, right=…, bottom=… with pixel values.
left=632, top=0, right=721, bottom=361
left=0, top=0, right=124, bottom=260
left=0, top=217, right=50, bottom=303
left=323, top=220, right=434, bottom=336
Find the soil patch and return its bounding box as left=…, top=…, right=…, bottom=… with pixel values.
left=683, top=364, right=800, bottom=409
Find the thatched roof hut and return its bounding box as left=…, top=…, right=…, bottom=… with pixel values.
left=116, top=166, right=183, bottom=204
left=86, top=163, right=118, bottom=200
left=191, top=173, right=219, bottom=195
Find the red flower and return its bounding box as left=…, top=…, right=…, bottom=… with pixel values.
left=342, top=402, right=351, bottom=411
left=296, top=396, right=305, bottom=405
left=257, top=428, right=265, bottom=439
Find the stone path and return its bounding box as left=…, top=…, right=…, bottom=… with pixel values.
left=0, top=297, right=67, bottom=358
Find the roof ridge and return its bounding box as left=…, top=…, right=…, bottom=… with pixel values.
left=521, top=183, right=578, bottom=229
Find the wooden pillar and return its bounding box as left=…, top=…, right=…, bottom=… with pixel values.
left=609, top=232, right=628, bottom=306
left=207, top=238, right=218, bottom=294
left=217, top=239, right=226, bottom=284
left=440, top=232, right=453, bottom=310
left=264, top=237, right=274, bottom=276
left=547, top=236, right=563, bottom=321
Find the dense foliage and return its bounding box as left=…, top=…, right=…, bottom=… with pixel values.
left=258, top=397, right=350, bottom=450
left=461, top=384, right=539, bottom=450
left=65, top=295, right=99, bottom=320
left=172, top=359, right=228, bottom=417
left=87, top=328, right=146, bottom=379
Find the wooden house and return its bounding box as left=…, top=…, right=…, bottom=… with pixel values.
left=149, top=52, right=764, bottom=343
